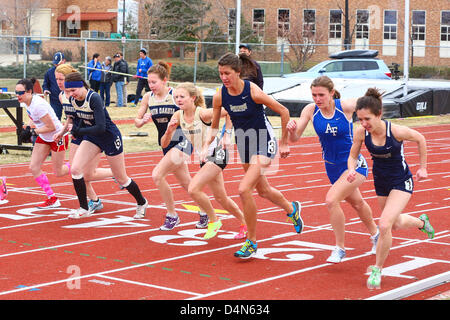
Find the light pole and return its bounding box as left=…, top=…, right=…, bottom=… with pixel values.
left=403, top=0, right=409, bottom=96
left=235, top=0, right=241, bottom=54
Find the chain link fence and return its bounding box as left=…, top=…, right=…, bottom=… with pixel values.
left=0, top=34, right=449, bottom=86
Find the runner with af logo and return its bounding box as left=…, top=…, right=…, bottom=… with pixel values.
left=348, top=87, right=435, bottom=290
left=287, top=76, right=378, bottom=264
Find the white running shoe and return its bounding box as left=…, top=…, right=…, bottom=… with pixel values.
left=68, top=207, right=92, bottom=219
left=133, top=199, right=148, bottom=219
left=326, top=246, right=346, bottom=263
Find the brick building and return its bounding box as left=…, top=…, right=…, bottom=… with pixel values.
left=200, top=0, right=450, bottom=67
left=1, top=0, right=449, bottom=66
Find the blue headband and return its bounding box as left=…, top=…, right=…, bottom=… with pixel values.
left=64, top=81, right=84, bottom=88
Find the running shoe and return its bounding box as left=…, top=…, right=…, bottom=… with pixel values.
left=419, top=214, right=435, bottom=239
left=233, top=225, right=248, bottom=240
left=133, top=198, right=148, bottom=219
left=367, top=265, right=382, bottom=289
left=234, top=239, right=257, bottom=259
left=196, top=213, right=209, bottom=229
left=160, top=214, right=181, bottom=231
left=287, top=201, right=303, bottom=233
left=203, top=220, right=222, bottom=240
left=88, top=199, right=103, bottom=212
left=326, top=246, right=346, bottom=263
left=0, top=176, right=7, bottom=200
left=68, top=207, right=92, bottom=219
left=36, top=196, right=61, bottom=209
left=370, top=228, right=380, bottom=255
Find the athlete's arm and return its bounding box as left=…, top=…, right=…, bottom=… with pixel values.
left=340, top=98, right=359, bottom=120
left=392, top=124, right=428, bottom=180
left=160, top=110, right=180, bottom=148
left=251, top=83, right=290, bottom=158
left=347, top=126, right=365, bottom=183
left=135, top=92, right=151, bottom=128
left=34, top=113, right=56, bottom=135
left=287, top=103, right=314, bottom=143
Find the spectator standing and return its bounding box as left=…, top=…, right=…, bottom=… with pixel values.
left=99, top=56, right=113, bottom=106
left=87, top=53, right=102, bottom=92
left=42, top=51, right=66, bottom=120
left=112, top=53, right=127, bottom=107
left=239, top=44, right=264, bottom=89
left=133, top=48, right=153, bottom=107
left=119, top=52, right=130, bottom=106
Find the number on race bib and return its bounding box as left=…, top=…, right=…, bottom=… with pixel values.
left=114, top=136, right=122, bottom=150
left=268, top=140, right=276, bottom=154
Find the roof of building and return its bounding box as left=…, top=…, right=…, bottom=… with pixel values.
left=57, top=12, right=117, bottom=22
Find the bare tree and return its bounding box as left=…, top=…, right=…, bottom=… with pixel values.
left=1, top=0, right=47, bottom=63
left=282, top=6, right=327, bottom=72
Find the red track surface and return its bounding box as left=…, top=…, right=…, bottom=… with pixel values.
left=0, top=124, right=449, bottom=302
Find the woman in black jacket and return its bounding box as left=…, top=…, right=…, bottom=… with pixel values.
left=112, top=53, right=128, bottom=107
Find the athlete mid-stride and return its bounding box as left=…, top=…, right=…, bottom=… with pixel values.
left=348, top=87, right=434, bottom=289
left=287, top=76, right=378, bottom=263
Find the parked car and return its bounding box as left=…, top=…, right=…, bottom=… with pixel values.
left=284, top=49, right=392, bottom=80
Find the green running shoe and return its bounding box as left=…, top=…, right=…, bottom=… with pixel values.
left=203, top=220, right=222, bottom=240
left=234, top=239, right=257, bottom=259
left=419, top=214, right=435, bottom=239
left=367, top=265, right=381, bottom=290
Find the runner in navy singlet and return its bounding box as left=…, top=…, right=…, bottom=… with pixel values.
left=54, top=64, right=112, bottom=213
left=207, top=52, right=304, bottom=259
left=348, top=88, right=434, bottom=289
left=64, top=72, right=148, bottom=220
left=134, top=62, right=205, bottom=229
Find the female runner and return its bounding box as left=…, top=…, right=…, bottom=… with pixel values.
left=134, top=62, right=206, bottom=229
left=53, top=64, right=113, bottom=212
left=63, top=72, right=148, bottom=219
left=287, top=76, right=379, bottom=263
left=161, top=82, right=247, bottom=240
left=208, top=53, right=303, bottom=259
left=16, top=78, right=69, bottom=209
left=348, top=88, right=434, bottom=289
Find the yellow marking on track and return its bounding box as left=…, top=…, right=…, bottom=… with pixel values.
left=182, top=204, right=229, bottom=214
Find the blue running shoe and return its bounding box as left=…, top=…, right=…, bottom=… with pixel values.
left=88, top=199, right=103, bottom=212
left=287, top=201, right=303, bottom=233
left=234, top=239, right=257, bottom=259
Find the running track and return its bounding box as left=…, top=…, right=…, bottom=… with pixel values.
left=0, top=124, right=449, bottom=303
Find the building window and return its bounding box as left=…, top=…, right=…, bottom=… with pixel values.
left=278, top=9, right=290, bottom=38
left=253, top=9, right=265, bottom=40
left=329, top=9, right=342, bottom=39
left=440, top=10, right=450, bottom=58
left=356, top=9, right=369, bottom=39
left=303, top=9, right=316, bottom=38
left=441, top=11, right=450, bottom=41
left=412, top=10, right=426, bottom=41
left=384, top=10, right=397, bottom=40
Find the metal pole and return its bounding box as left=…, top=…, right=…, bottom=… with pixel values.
left=23, top=36, right=26, bottom=78
left=403, top=0, right=410, bottom=96
left=84, top=39, right=88, bottom=81
left=194, top=42, right=198, bottom=84
left=235, top=0, right=241, bottom=54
